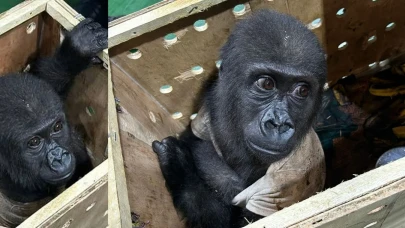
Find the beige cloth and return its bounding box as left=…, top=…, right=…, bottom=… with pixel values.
left=191, top=106, right=326, bottom=217
left=0, top=192, right=52, bottom=228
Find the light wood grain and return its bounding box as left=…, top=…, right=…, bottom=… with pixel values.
left=108, top=0, right=229, bottom=48
left=19, top=160, right=108, bottom=228
left=245, top=158, right=405, bottom=228
left=108, top=60, right=132, bottom=228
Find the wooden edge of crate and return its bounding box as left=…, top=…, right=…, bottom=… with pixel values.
left=245, top=157, right=405, bottom=228
left=18, top=160, right=108, bottom=227
left=0, top=0, right=49, bottom=36
left=108, top=60, right=132, bottom=227
left=45, top=0, right=109, bottom=65
left=108, top=0, right=228, bottom=48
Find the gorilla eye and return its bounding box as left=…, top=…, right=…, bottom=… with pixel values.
left=53, top=121, right=63, bottom=133
left=28, top=137, right=42, bottom=148
left=294, top=85, right=310, bottom=98
left=256, top=77, right=275, bottom=90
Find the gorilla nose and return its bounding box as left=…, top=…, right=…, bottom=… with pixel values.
left=265, top=120, right=293, bottom=134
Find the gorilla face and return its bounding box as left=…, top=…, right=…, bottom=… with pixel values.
left=210, top=10, right=327, bottom=162
left=0, top=75, right=77, bottom=190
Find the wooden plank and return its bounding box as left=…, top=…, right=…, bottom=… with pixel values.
left=108, top=60, right=132, bottom=228
left=0, top=16, right=39, bottom=75
left=109, top=1, right=244, bottom=126
left=244, top=158, right=405, bottom=228
left=37, top=12, right=61, bottom=57
left=110, top=61, right=185, bottom=143
left=19, top=160, right=108, bottom=228
left=322, top=0, right=405, bottom=84
left=65, top=66, right=108, bottom=166
left=120, top=132, right=186, bottom=227
left=45, top=0, right=109, bottom=65
left=0, top=0, right=48, bottom=36
left=108, top=0, right=230, bottom=48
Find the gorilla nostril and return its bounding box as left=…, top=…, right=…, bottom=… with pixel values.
left=279, top=124, right=291, bottom=134
left=265, top=120, right=278, bottom=129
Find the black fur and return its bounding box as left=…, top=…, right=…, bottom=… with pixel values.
left=0, top=18, right=106, bottom=205
left=152, top=10, right=327, bottom=228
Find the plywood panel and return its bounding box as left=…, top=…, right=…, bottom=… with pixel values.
left=121, top=132, right=186, bottom=228
left=323, top=0, right=405, bottom=84
left=110, top=1, right=249, bottom=125
left=110, top=61, right=184, bottom=143
left=66, top=66, right=108, bottom=166
left=0, top=16, right=39, bottom=74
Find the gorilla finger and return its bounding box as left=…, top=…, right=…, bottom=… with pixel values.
left=161, top=136, right=178, bottom=145
left=152, top=140, right=166, bottom=155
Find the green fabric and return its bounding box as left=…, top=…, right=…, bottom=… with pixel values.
left=108, top=0, right=161, bottom=17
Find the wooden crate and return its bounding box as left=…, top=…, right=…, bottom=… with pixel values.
left=108, top=0, right=405, bottom=227
left=0, top=1, right=109, bottom=227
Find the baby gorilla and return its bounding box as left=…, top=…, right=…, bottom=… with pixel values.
left=153, top=10, right=327, bottom=228
left=0, top=19, right=106, bottom=227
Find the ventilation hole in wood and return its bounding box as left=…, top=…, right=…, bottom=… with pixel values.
left=216, top=60, right=222, bottom=69
left=371, top=0, right=378, bottom=2
left=191, top=66, right=204, bottom=75
left=194, top=19, right=208, bottom=32
left=86, top=202, right=96, bottom=211
left=86, top=106, right=95, bottom=116
left=149, top=111, right=157, bottom=123
left=379, top=59, right=390, bottom=67
left=338, top=42, right=348, bottom=50
left=159, top=85, right=173, bottom=94
left=172, top=112, right=183, bottom=120
left=164, top=33, right=178, bottom=45
left=369, top=62, right=377, bottom=68
left=233, top=4, right=246, bottom=16
left=62, top=219, right=73, bottom=228
left=336, top=8, right=345, bottom=17
left=368, top=205, right=386, bottom=214
left=364, top=221, right=378, bottom=228
left=26, top=22, right=36, bottom=34
left=127, top=48, right=142, bottom=59
left=308, top=18, right=322, bottom=30
left=386, top=22, right=396, bottom=31
left=190, top=113, right=198, bottom=120
left=368, top=35, right=377, bottom=44
left=103, top=210, right=108, bottom=217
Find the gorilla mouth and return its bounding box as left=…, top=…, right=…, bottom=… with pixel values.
left=245, top=139, right=283, bottom=155
left=46, top=171, right=73, bottom=184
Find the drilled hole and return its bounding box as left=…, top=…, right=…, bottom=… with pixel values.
left=364, top=221, right=378, bottom=228
left=103, top=210, right=108, bottom=217
left=379, top=59, right=390, bottom=67
left=191, top=66, right=204, bottom=75
left=164, top=33, right=178, bottom=45
left=160, top=85, right=173, bottom=94
left=338, top=41, right=348, bottom=50
left=233, top=4, right=246, bottom=16
left=336, top=8, right=345, bottom=17
left=194, top=19, right=208, bottom=32
left=172, top=112, right=183, bottom=120
left=190, top=113, right=198, bottom=120
left=149, top=111, right=157, bottom=123
left=127, top=48, right=142, bottom=59
left=386, top=22, right=396, bottom=31
left=26, top=22, right=36, bottom=34
left=368, top=62, right=377, bottom=68
left=308, top=18, right=322, bottom=30
left=216, top=60, right=222, bottom=69
left=368, top=35, right=377, bottom=44
left=368, top=205, right=386, bottom=214
left=86, top=202, right=96, bottom=211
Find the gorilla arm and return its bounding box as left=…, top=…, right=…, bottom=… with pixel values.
left=30, top=18, right=107, bottom=98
